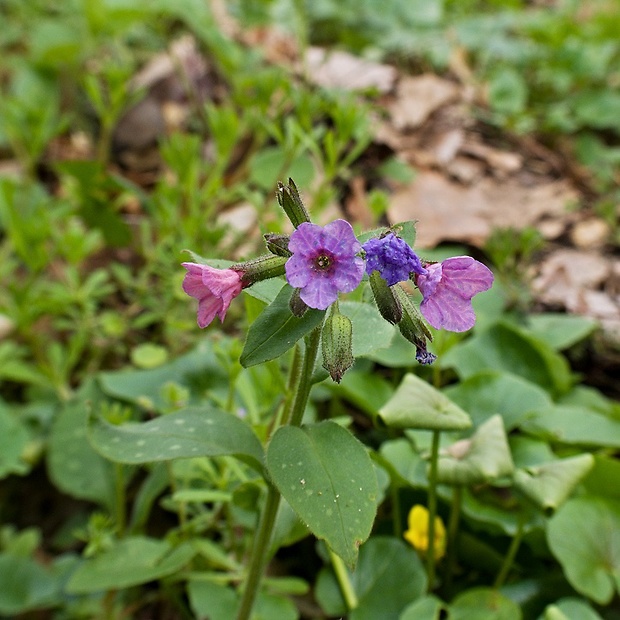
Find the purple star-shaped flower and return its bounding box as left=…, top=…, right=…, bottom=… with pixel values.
left=285, top=220, right=364, bottom=310
left=418, top=256, right=494, bottom=332
left=363, top=233, right=427, bottom=286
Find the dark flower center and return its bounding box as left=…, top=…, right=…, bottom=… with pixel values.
left=315, top=252, right=333, bottom=271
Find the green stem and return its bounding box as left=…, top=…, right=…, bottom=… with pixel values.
left=426, top=430, right=441, bottom=589
left=114, top=464, right=126, bottom=537
left=444, top=485, right=462, bottom=593
left=235, top=484, right=281, bottom=620
left=288, top=328, right=321, bottom=428
left=329, top=548, right=358, bottom=611
left=236, top=329, right=321, bottom=620
left=494, top=518, right=524, bottom=589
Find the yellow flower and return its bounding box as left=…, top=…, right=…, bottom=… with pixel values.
left=403, top=505, right=447, bottom=560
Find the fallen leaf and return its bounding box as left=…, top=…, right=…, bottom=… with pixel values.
left=387, top=170, right=577, bottom=248
left=389, top=75, right=460, bottom=130
left=304, top=47, right=397, bottom=93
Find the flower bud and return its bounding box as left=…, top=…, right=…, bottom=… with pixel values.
left=231, top=254, right=287, bottom=287
left=276, top=178, right=310, bottom=228
left=321, top=305, right=354, bottom=383
left=264, top=233, right=292, bottom=257
left=289, top=287, right=309, bottom=317
left=393, top=285, right=436, bottom=365
left=369, top=271, right=402, bottom=324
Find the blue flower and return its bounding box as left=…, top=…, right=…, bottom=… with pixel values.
left=363, top=233, right=426, bottom=286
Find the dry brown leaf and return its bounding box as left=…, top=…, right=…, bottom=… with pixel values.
left=387, top=170, right=577, bottom=248
left=570, top=218, right=611, bottom=249
left=304, top=47, right=397, bottom=93
left=532, top=249, right=611, bottom=311
left=389, top=75, right=460, bottom=130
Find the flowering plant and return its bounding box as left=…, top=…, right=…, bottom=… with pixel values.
left=170, top=180, right=494, bottom=618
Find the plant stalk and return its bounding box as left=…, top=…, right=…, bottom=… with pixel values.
left=329, top=548, right=358, bottom=611
left=444, top=485, right=462, bottom=592
left=494, top=518, right=524, bottom=589
left=236, top=329, right=321, bottom=620
left=426, top=430, right=441, bottom=589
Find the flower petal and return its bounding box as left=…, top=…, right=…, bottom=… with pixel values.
left=196, top=296, right=223, bottom=328
left=420, top=293, right=476, bottom=332
left=439, top=257, right=494, bottom=298
left=299, top=276, right=339, bottom=310
left=332, top=256, right=365, bottom=293
left=321, top=219, right=361, bottom=256
left=288, top=222, right=323, bottom=257
left=285, top=254, right=312, bottom=288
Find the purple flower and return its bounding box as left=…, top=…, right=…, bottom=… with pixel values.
left=363, top=233, right=426, bottom=286
left=285, top=220, right=364, bottom=310
left=418, top=256, right=493, bottom=332
left=182, top=263, right=243, bottom=328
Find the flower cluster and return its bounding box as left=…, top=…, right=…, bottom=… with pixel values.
left=181, top=179, right=493, bottom=378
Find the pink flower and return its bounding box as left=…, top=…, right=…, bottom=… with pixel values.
left=418, top=256, right=493, bottom=332
left=181, top=263, right=243, bottom=328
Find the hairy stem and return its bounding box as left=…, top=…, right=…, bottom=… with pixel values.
left=236, top=329, right=321, bottom=620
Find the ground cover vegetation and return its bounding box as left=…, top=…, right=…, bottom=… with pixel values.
left=0, top=0, right=619, bottom=618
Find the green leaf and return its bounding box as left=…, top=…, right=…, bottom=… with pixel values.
left=98, top=341, right=228, bottom=413
left=379, top=373, right=472, bottom=431
left=449, top=587, right=522, bottom=620
left=488, top=67, right=528, bottom=116
left=187, top=580, right=299, bottom=620
left=47, top=382, right=116, bottom=510
left=443, top=371, right=552, bottom=431
left=241, top=284, right=325, bottom=367
left=582, top=456, right=620, bottom=502
left=340, top=301, right=396, bottom=357
left=0, top=402, right=29, bottom=478
left=437, top=415, right=514, bottom=486
left=521, top=405, right=620, bottom=448
left=331, top=370, right=394, bottom=418
left=130, top=343, right=169, bottom=369
left=400, top=595, right=445, bottom=620
left=266, top=421, right=378, bottom=567
left=88, top=405, right=264, bottom=473
left=526, top=314, right=598, bottom=351
left=547, top=497, right=620, bottom=604
left=66, top=537, right=195, bottom=594
left=316, top=537, right=427, bottom=620
left=514, top=454, right=594, bottom=512
left=378, top=438, right=428, bottom=488
left=540, top=598, right=603, bottom=620
left=0, top=554, right=60, bottom=615
left=441, top=321, right=573, bottom=397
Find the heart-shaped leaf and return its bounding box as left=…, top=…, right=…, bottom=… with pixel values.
left=437, top=415, right=514, bottom=485
left=240, top=284, right=325, bottom=367
left=379, top=373, right=472, bottom=431
left=548, top=496, right=620, bottom=604
left=521, top=405, right=620, bottom=448
left=88, top=406, right=264, bottom=473
left=267, top=421, right=378, bottom=567
left=514, top=454, right=594, bottom=512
